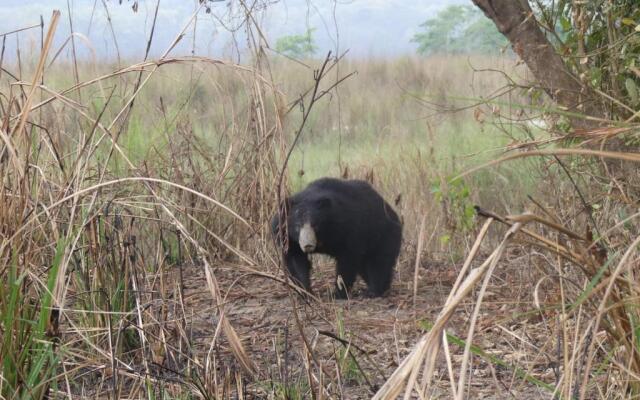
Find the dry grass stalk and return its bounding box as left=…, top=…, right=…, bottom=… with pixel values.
left=0, top=4, right=287, bottom=395
left=413, top=214, right=427, bottom=309
left=4, top=3, right=640, bottom=397
left=457, top=148, right=640, bottom=181
left=373, top=217, right=519, bottom=399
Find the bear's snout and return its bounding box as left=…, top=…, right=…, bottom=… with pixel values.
left=299, top=222, right=317, bottom=253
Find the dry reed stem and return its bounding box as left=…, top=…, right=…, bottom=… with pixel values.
left=476, top=206, right=585, bottom=264
left=445, top=218, right=493, bottom=305
left=8, top=8, right=639, bottom=395
left=0, top=3, right=300, bottom=397
left=579, top=234, right=640, bottom=399
left=413, top=214, right=427, bottom=309
left=475, top=186, right=640, bottom=398
left=8, top=11, right=60, bottom=179
left=418, top=222, right=520, bottom=399
left=506, top=211, right=586, bottom=241
left=373, top=218, right=516, bottom=400
left=19, top=56, right=271, bottom=119
left=454, top=222, right=510, bottom=400
left=12, top=11, right=59, bottom=136
left=1, top=176, right=250, bottom=255
left=456, top=148, right=640, bottom=182
left=0, top=128, right=20, bottom=178
left=3, top=16, right=274, bottom=388
left=204, top=262, right=257, bottom=376
left=441, top=330, right=458, bottom=398
left=105, top=4, right=204, bottom=132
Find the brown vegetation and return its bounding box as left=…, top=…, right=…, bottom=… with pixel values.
left=2, top=6, right=640, bottom=400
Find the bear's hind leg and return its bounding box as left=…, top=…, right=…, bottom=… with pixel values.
left=362, top=268, right=392, bottom=298
left=334, top=256, right=360, bottom=299
left=362, top=249, right=397, bottom=298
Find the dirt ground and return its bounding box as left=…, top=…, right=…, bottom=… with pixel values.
left=179, top=249, right=559, bottom=399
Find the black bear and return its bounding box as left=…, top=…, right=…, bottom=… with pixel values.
left=271, top=177, right=402, bottom=298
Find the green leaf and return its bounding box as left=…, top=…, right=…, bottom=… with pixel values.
left=459, top=186, right=470, bottom=198
left=621, top=18, right=636, bottom=26
left=464, top=204, right=476, bottom=220
left=589, top=67, right=602, bottom=86
left=625, top=78, right=639, bottom=105
left=559, top=15, right=572, bottom=32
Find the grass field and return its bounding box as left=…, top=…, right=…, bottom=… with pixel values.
left=3, top=11, right=640, bottom=399
left=106, top=54, right=544, bottom=244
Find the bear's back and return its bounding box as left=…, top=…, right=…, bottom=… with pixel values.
left=303, top=178, right=400, bottom=227
left=306, top=178, right=379, bottom=201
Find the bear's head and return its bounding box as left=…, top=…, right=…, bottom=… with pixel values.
left=284, top=194, right=333, bottom=254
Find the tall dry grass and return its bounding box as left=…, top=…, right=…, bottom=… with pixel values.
left=374, top=144, right=640, bottom=399
left=3, top=5, right=640, bottom=400
left=0, top=9, right=291, bottom=397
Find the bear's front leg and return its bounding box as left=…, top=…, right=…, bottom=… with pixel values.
left=284, top=244, right=312, bottom=294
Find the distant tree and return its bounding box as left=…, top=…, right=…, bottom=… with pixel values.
left=411, top=5, right=508, bottom=55
left=274, top=28, right=317, bottom=59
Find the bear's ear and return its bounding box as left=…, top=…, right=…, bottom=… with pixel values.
left=316, top=196, right=332, bottom=209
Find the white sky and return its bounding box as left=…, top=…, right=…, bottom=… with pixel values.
left=0, top=0, right=469, bottom=61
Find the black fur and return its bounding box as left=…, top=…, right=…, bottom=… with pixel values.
left=271, top=178, right=402, bottom=298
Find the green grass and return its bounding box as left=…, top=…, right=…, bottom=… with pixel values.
left=288, top=119, right=540, bottom=205
left=106, top=55, right=546, bottom=253
left=38, top=55, right=543, bottom=216
left=1, top=239, right=64, bottom=399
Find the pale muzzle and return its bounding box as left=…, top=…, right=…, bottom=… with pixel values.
left=298, top=222, right=317, bottom=253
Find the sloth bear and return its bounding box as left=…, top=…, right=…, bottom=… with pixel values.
left=271, top=177, right=402, bottom=298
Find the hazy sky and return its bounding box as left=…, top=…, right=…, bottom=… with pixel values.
left=0, top=0, right=469, bottom=60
